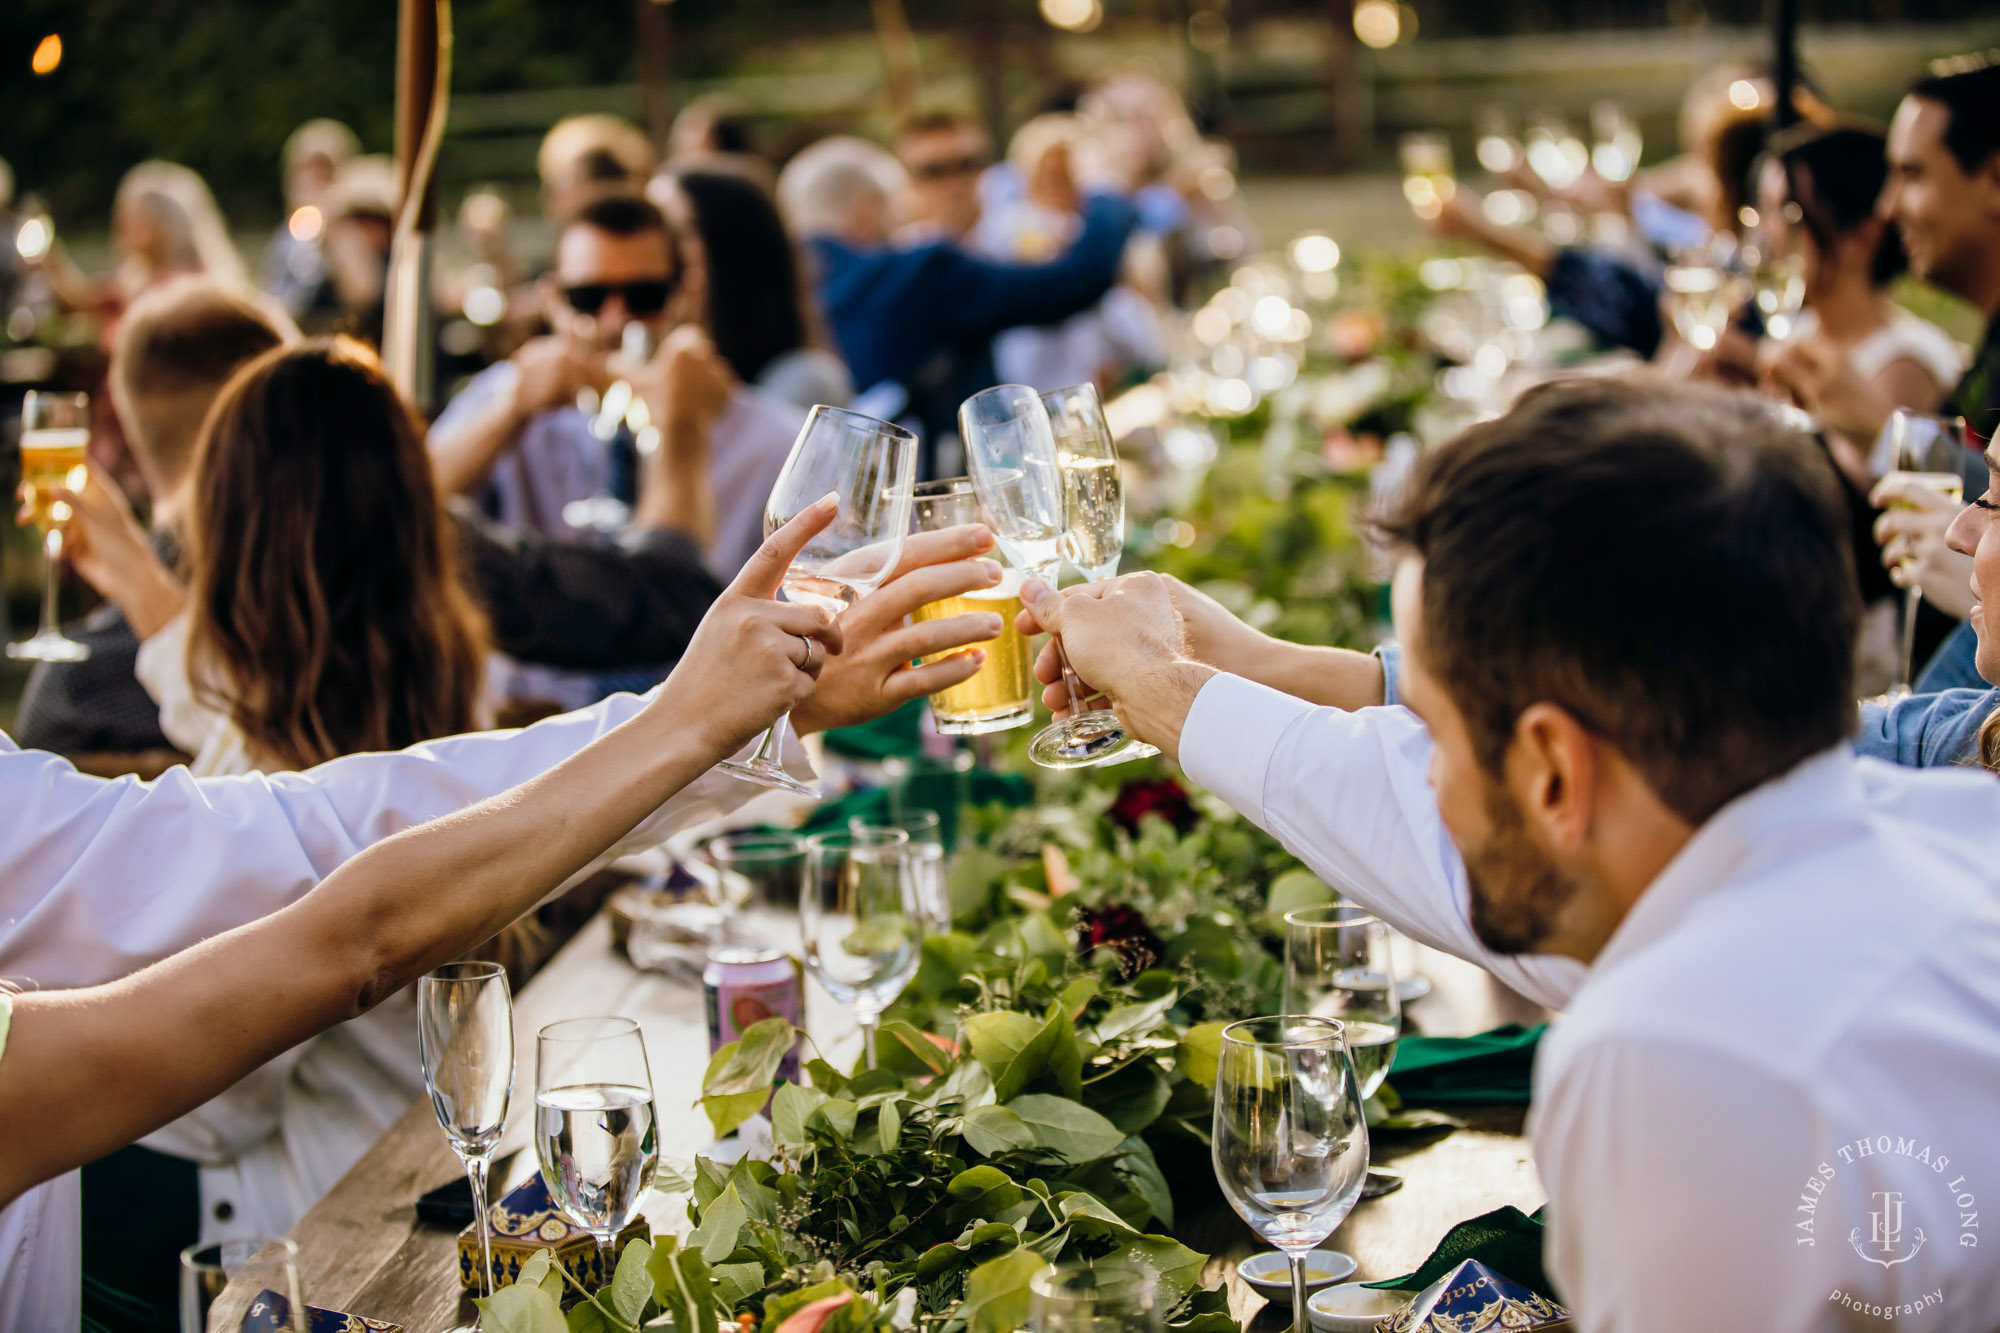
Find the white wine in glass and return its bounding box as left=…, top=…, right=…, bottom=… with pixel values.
left=10, top=390, right=92, bottom=662
left=1870, top=411, right=1971, bottom=707
left=535, top=1016, right=658, bottom=1287
left=720, top=405, right=917, bottom=797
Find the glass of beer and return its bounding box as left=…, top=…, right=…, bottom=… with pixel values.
left=909, top=477, right=1036, bottom=735
left=10, top=390, right=91, bottom=662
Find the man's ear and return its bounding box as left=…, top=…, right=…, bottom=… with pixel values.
left=1508, top=701, right=1599, bottom=854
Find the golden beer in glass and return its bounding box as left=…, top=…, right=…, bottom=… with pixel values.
left=910, top=477, right=1036, bottom=735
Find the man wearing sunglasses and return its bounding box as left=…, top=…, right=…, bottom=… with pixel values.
left=430, top=190, right=808, bottom=707
left=896, top=110, right=994, bottom=243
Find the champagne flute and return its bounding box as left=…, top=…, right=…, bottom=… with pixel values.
left=1284, top=906, right=1403, bottom=1199
left=800, top=827, right=923, bottom=1069
left=1028, top=1260, right=1164, bottom=1333
left=1043, top=382, right=1158, bottom=765
left=1871, top=411, right=1970, bottom=706
left=180, top=1237, right=304, bottom=1333
left=10, top=390, right=91, bottom=662
left=418, top=962, right=514, bottom=1328
left=719, top=405, right=917, bottom=797
left=960, top=385, right=1141, bottom=769
left=535, top=1016, right=659, bottom=1286
left=1213, top=1016, right=1368, bottom=1333
left=851, top=811, right=952, bottom=935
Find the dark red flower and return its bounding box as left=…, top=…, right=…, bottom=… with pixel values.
left=1108, top=777, right=1197, bottom=837
left=1077, top=903, right=1166, bottom=980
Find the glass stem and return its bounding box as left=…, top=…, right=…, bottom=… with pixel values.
left=750, top=712, right=790, bottom=768
left=859, top=1012, right=879, bottom=1070
left=1052, top=638, right=1086, bottom=714
left=466, top=1153, right=494, bottom=1299
left=1896, top=585, right=1922, bottom=693
left=597, top=1231, right=619, bottom=1288
left=39, top=527, right=62, bottom=637
left=1288, top=1250, right=1310, bottom=1333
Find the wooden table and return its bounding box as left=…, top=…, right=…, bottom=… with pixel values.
left=220, top=917, right=1547, bottom=1331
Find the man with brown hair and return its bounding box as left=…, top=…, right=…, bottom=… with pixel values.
left=1020, top=376, right=2000, bottom=1331
left=895, top=108, right=992, bottom=242
left=17, top=274, right=727, bottom=756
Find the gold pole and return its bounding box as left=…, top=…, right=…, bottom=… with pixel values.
left=384, top=0, right=453, bottom=407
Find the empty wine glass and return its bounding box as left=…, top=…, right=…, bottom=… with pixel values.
left=10, top=390, right=92, bottom=662
left=851, top=811, right=951, bottom=935
left=1028, top=1260, right=1164, bottom=1333
left=801, top=827, right=923, bottom=1069
left=1213, top=1016, right=1369, bottom=1333
left=1870, top=411, right=1971, bottom=707
left=535, top=1016, right=659, bottom=1286
left=180, top=1237, right=303, bottom=1333
left=705, top=829, right=808, bottom=912
left=720, top=405, right=917, bottom=796
left=418, top=961, right=514, bottom=1327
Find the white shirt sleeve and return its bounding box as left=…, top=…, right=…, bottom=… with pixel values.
left=132, top=612, right=229, bottom=760
left=1178, top=672, right=1583, bottom=1011
left=0, top=692, right=811, bottom=991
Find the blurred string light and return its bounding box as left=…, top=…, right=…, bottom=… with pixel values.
left=32, top=34, right=62, bottom=76
left=16, top=216, right=53, bottom=261
left=1589, top=101, right=1642, bottom=183
left=1289, top=233, right=1340, bottom=274
left=1040, top=0, right=1103, bottom=33
left=1481, top=189, right=1535, bottom=226
left=1728, top=79, right=1763, bottom=111
left=287, top=205, right=324, bottom=243
left=1352, top=0, right=1400, bottom=48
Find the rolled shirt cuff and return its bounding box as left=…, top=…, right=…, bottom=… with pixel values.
left=1179, top=672, right=1321, bottom=828
left=1375, top=641, right=1403, bottom=709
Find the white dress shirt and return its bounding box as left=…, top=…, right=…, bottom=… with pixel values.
left=1181, top=673, right=2000, bottom=1332
left=0, top=694, right=810, bottom=1331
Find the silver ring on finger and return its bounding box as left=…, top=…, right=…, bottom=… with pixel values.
left=797, top=634, right=817, bottom=672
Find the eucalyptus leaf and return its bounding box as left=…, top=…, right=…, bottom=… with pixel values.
left=878, top=1019, right=952, bottom=1075
left=877, top=1097, right=903, bottom=1153
left=1091, top=991, right=1179, bottom=1048
left=607, top=1237, right=654, bottom=1323
left=1088, top=1059, right=1172, bottom=1135
left=1006, top=1094, right=1124, bottom=1164
left=808, top=1097, right=858, bottom=1142
left=689, top=1182, right=749, bottom=1263
left=646, top=1237, right=717, bottom=1333
left=960, top=1102, right=1036, bottom=1157
left=946, top=1164, right=1025, bottom=1222
left=713, top=1260, right=768, bottom=1311
left=762, top=1277, right=850, bottom=1330
left=772, top=1081, right=825, bottom=1151
left=1176, top=1022, right=1228, bottom=1090
left=692, top=1156, right=731, bottom=1210
left=964, top=1010, right=1052, bottom=1102
left=474, top=1278, right=567, bottom=1333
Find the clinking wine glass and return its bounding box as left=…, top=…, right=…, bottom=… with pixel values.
left=417, top=962, right=515, bottom=1330
left=800, top=827, right=923, bottom=1070
left=10, top=389, right=91, bottom=662
left=1213, top=1016, right=1369, bottom=1333
left=1871, top=411, right=1970, bottom=707
left=908, top=477, right=1038, bottom=736
left=1284, top=905, right=1403, bottom=1199
left=535, top=1016, right=659, bottom=1287
left=719, top=404, right=917, bottom=797
left=960, top=385, right=1143, bottom=769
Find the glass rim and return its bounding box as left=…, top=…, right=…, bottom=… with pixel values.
left=1038, top=381, right=1101, bottom=408
left=962, top=382, right=1045, bottom=420
left=804, top=826, right=911, bottom=852
left=538, top=1014, right=640, bottom=1044
left=803, top=402, right=917, bottom=443
left=1282, top=904, right=1383, bottom=930
left=180, top=1234, right=298, bottom=1272
left=849, top=810, right=941, bottom=833
left=912, top=475, right=976, bottom=498
left=1027, top=1256, right=1160, bottom=1299
left=706, top=829, right=806, bottom=861
left=422, top=960, right=507, bottom=982
left=23, top=389, right=89, bottom=409
left=1219, top=1014, right=1348, bottom=1048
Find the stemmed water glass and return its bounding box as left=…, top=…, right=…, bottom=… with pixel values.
left=1871, top=410, right=1971, bottom=706
left=179, top=1237, right=304, bottom=1332
left=418, top=962, right=514, bottom=1329
left=720, top=405, right=917, bottom=797
left=1028, top=1260, right=1164, bottom=1333
left=1213, top=1016, right=1369, bottom=1333
left=800, top=827, right=923, bottom=1069
left=10, top=389, right=92, bottom=662
left=961, top=384, right=1148, bottom=769
left=535, top=1016, right=659, bottom=1286
left=852, top=810, right=952, bottom=936
left=1284, top=906, right=1403, bottom=1198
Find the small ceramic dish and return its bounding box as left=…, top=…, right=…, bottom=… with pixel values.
left=1308, top=1281, right=1409, bottom=1332
left=1236, top=1247, right=1358, bottom=1296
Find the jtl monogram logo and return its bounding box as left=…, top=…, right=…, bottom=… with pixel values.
left=1851, top=1190, right=1928, bottom=1269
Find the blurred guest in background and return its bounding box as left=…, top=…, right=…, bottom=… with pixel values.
left=317, top=154, right=397, bottom=347
left=538, top=113, right=656, bottom=224
left=894, top=109, right=992, bottom=243
left=972, top=113, right=1166, bottom=393
left=778, top=134, right=1134, bottom=474
left=656, top=163, right=852, bottom=410
left=668, top=93, right=761, bottom=167
left=261, top=118, right=359, bottom=326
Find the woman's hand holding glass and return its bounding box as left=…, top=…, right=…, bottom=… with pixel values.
left=1873, top=468, right=1976, bottom=621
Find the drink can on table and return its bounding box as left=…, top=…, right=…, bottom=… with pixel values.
left=703, top=946, right=803, bottom=1086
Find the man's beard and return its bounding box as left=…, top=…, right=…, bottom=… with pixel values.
left=1462, top=782, right=1581, bottom=956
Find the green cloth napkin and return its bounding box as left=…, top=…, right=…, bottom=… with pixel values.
left=1362, top=1204, right=1553, bottom=1298
left=821, top=700, right=926, bottom=759
left=1387, top=1022, right=1545, bottom=1106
